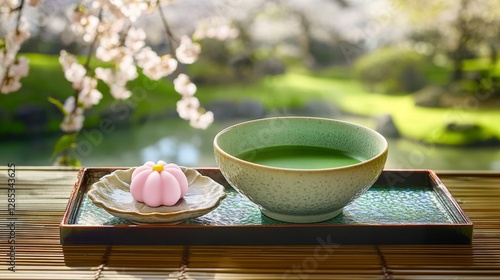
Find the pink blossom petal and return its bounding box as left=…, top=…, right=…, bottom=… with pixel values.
left=142, top=172, right=162, bottom=207
left=157, top=160, right=168, bottom=166
left=130, top=169, right=151, bottom=203
left=165, top=166, right=189, bottom=197
left=159, top=172, right=182, bottom=206
left=131, top=165, right=151, bottom=180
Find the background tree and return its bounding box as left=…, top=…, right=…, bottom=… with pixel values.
left=392, top=0, right=500, bottom=85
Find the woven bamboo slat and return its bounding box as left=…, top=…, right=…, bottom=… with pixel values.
left=0, top=167, right=499, bottom=279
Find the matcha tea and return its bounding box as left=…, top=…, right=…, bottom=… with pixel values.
left=237, top=145, right=362, bottom=169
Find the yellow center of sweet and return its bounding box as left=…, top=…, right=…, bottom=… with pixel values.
left=152, top=164, right=164, bottom=172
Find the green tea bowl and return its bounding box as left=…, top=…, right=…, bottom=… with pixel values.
left=213, top=117, right=388, bottom=223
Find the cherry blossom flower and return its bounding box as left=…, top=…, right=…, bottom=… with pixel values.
left=58, top=50, right=77, bottom=69
left=78, top=76, right=103, bottom=108
left=175, top=35, right=201, bottom=64
left=0, top=76, right=22, bottom=94
left=0, top=1, right=18, bottom=11
left=144, top=54, right=178, bottom=80
left=1, top=16, right=30, bottom=69
left=9, top=56, right=30, bottom=78
left=176, top=96, right=200, bottom=120
left=94, top=19, right=129, bottom=62
left=136, top=47, right=178, bottom=80
left=59, top=51, right=86, bottom=89
left=173, top=73, right=197, bottom=96
left=159, top=54, right=178, bottom=74
left=96, top=32, right=121, bottom=62
left=0, top=1, right=32, bottom=94
left=110, top=84, right=132, bottom=99
left=111, top=0, right=150, bottom=22
left=135, top=47, right=161, bottom=78
left=1, top=56, right=30, bottom=94
left=58, top=50, right=106, bottom=107
left=194, top=20, right=239, bottom=41
left=118, top=54, right=138, bottom=80
left=66, top=63, right=87, bottom=88
left=95, top=67, right=132, bottom=99
left=59, top=50, right=87, bottom=80
left=95, top=67, right=113, bottom=84
left=135, top=46, right=157, bottom=66
left=190, top=110, right=214, bottom=129
left=176, top=95, right=214, bottom=129
left=125, top=27, right=146, bottom=53
left=71, top=11, right=100, bottom=43
left=94, top=51, right=137, bottom=100
left=60, top=96, right=85, bottom=132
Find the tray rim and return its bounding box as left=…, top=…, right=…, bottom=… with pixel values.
left=60, top=167, right=473, bottom=245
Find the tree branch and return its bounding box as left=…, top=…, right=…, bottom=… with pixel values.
left=0, top=0, right=25, bottom=92
left=71, top=7, right=102, bottom=114
left=158, top=0, right=177, bottom=55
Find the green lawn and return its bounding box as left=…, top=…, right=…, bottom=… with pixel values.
left=265, top=72, right=500, bottom=145
left=2, top=53, right=499, bottom=145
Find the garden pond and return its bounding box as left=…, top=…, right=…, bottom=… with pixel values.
left=2, top=117, right=499, bottom=171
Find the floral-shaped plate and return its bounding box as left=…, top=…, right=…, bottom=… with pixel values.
left=87, top=167, right=226, bottom=224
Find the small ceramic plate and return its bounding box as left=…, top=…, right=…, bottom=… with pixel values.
left=87, top=167, right=226, bottom=224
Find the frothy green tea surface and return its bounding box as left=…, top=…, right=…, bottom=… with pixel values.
left=236, top=145, right=362, bottom=169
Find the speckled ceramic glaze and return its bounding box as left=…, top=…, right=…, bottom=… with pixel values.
left=213, top=117, right=388, bottom=223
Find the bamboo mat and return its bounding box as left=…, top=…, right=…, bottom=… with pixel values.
left=1, top=167, right=499, bottom=279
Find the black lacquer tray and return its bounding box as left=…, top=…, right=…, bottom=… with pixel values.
left=60, top=168, right=472, bottom=245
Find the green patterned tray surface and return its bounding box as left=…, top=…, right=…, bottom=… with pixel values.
left=76, top=185, right=454, bottom=226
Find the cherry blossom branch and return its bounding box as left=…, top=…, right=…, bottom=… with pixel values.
left=70, top=7, right=102, bottom=115
left=158, top=0, right=177, bottom=55
left=14, top=0, right=25, bottom=29
left=2, top=0, right=230, bottom=165
left=0, top=64, right=10, bottom=93
left=0, top=0, right=30, bottom=94
left=83, top=8, right=102, bottom=73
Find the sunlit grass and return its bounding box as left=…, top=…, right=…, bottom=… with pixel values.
left=264, top=72, right=500, bottom=145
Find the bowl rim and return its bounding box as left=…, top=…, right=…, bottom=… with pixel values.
left=213, top=116, right=388, bottom=172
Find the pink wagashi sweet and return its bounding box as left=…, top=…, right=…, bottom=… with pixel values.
left=130, top=160, right=189, bottom=207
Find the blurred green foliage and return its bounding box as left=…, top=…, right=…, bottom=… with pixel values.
left=353, top=47, right=429, bottom=94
